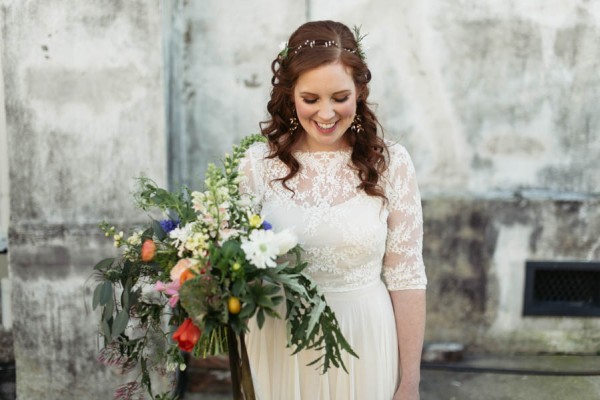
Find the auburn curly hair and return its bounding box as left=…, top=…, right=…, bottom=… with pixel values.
left=260, top=20, right=389, bottom=199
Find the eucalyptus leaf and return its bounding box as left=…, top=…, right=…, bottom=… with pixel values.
left=92, top=283, right=103, bottom=310
left=101, top=319, right=111, bottom=341
left=99, top=281, right=113, bottom=306
left=103, top=294, right=115, bottom=321
left=121, top=288, right=130, bottom=310
left=112, top=310, right=129, bottom=337
left=93, top=258, right=114, bottom=271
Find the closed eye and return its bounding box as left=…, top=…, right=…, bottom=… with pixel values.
left=334, top=96, right=350, bottom=103
left=302, top=98, right=317, bottom=104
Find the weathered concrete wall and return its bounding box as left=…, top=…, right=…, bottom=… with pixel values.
left=165, top=0, right=306, bottom=189
left=172, top=0, right=600, bottom=355
left=423, top=196, right=600, bottom=352
left=2, top=1, right=166, bottom=398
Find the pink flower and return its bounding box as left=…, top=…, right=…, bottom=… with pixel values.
left=164, top=281, right=181, bottom=296
left=168, top=293, right=180, bottom=308
left=155, top=280, right=182, bottom=308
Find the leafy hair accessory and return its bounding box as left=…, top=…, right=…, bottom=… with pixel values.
left=278, top=41, right=290, bottom=60
left=352, top=25, right=368, bottom=61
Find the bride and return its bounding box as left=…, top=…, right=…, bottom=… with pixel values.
left=240, top=20, right=427, bottom=400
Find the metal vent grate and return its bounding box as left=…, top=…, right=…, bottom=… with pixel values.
left=523, top=261, right=600, bottom=317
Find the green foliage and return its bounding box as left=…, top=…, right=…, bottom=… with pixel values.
left=92, top=133, right=355, bottom=399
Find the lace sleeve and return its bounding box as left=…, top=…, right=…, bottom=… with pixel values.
left=382, top=144, right=427, bottom=291
left=238, top=143, right=267, bottom=212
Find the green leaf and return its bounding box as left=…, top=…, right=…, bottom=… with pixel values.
left=103, top=294, right=114, bottom=321
left=99, top=281, right=113, bottom=306
left=93, top=258, right=114, bottom=271
left=152, top=219, right=166, bottom=240
left=238, top=302, right=256, bottom=320
left=120, top=261, right=132, bottom=287
left=257, top=295, right=275, bottom=308
left=121, top=287, right=130, bottom=310
left=101, top=319, right=111, bottom=341
left=307, top=298, right=326, bottom=336
left=256, top=309, right=265, bottom=329
left=92, top=283, right=103, bottom=310
left=112, top=310, right=129, bottom=337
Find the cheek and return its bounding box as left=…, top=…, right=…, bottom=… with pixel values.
left=338, top=101, right=356, bottom=119
left=295, top=101, right=313, bottom=120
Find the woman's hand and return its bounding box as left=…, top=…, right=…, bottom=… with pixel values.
left=393, top=379, right=420, bottom=400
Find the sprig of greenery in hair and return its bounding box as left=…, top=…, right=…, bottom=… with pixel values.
left=278, top=41, right=290, bottom=59
left=352, top=25, right=368, bottom=61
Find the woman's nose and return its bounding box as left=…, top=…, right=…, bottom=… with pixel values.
left=317, top=104, right=336, bottom=120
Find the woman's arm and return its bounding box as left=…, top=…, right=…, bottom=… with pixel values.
left=381, top=144, right=427, bottom=399
left=391, top=289, right=426, bottom=400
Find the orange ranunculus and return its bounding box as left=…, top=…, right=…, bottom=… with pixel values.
left=172, top=318, right=201, bottom=352
left=140, top=239, right=157, bottom=262
left=170, top=258, right=192, bottom=282
left=179, top=268, right=196, bottom=284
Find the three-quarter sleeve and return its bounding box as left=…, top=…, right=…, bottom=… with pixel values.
left=238, top=142, right=267, bottom=211
left=382, top=144, right=427, bottom=291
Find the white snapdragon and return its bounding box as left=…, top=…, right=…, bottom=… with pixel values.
left=113, top=231, right=124, bottom=247
left=126, top=230, right=143, bottom=246
left=191, top=191, right=207, bottom=213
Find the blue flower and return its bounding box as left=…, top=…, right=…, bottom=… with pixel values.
left=159, top=219, right=179, bottom=234
left=261, top=220, right=272, bottom=231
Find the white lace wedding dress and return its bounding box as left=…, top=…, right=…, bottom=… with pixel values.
left=239, top=141, right=427, bottom=400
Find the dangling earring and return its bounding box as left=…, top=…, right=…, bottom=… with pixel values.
left=350, top=114, right=363, bottom=133
left=289, top=115, right=299, bottom=135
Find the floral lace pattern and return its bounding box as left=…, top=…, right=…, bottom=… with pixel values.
left=239, top=142, right=426, bottom=292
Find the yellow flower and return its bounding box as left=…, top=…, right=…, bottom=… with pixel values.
left=249, top=214, right=262, bottom=228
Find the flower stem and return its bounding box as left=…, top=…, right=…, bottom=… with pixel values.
left=227, top=327, right=243, bottom=400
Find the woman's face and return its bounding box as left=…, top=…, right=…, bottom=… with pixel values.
left=293, top=61, right=357, bottom=152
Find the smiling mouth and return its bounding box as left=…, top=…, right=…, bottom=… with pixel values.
left=314, top=120, right=338, bottom=132
left=316, top=121, right=336, bottom=129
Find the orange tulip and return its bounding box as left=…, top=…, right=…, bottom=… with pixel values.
left=172, top=318, right=201, bottom=352
left=180, top=268, right=195, bottom=284
left=140, top=239, right=157, bottom=262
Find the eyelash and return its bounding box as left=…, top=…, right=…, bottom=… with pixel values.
left=302, top=96, right=349, bottom=105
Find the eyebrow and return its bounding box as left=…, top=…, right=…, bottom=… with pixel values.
left=298, top=90, right=352, bottom=96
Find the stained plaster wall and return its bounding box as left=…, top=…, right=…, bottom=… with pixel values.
left=173, top=0, right=600, bottom=353
left=2, top=1, right=167, bottom=398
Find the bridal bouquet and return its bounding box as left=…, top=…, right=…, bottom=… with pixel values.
left=91, top=135, right=356, bottom=400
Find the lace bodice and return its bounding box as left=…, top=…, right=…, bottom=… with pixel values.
left=239, top=142, right=427, bottom=292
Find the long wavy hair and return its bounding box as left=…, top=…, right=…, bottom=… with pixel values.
left=260, top=20, right=389, bottom=199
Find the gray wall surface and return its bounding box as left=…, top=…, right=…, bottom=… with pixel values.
left=2, top=0, right=600, bottom=398
left=169, top=0, right=600, bottom=352
left=2, top=1, right=166, bottom=398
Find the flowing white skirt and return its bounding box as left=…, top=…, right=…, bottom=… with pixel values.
left=246, top=280, right=399, bottom=400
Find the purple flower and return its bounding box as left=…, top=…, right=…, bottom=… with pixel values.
left=159, top=219, right=179, bottom=234
left=261, top=220, right=272, bottom=231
